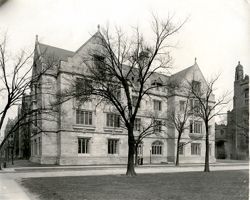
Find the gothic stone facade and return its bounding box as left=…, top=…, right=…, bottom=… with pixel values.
left=29, top=32, right=216, bottom=165
left=227, top=63, right=249, bottom=160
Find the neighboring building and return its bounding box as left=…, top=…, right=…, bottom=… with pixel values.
left=3, top=118, right=17, bottom=160
left=29, top=31, right=216, bottom=165
left=227, top=62, right=249, bottom=160
left=16, top=94, right=32, bottom=159
left=1, top=94, right=32, bottom=160
left=215, top=123, right=228, bottom=159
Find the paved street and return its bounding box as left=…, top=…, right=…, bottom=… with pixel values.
left=0, top=161, right=248, bottom=200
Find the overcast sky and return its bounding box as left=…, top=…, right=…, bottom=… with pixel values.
left=0, top=0, right=249, bottom=134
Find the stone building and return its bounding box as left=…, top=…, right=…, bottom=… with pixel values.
left=29, top=31, right=216, bottom=165
left=16, top=94, right=32, bottom=159
left=215, top=123, right=228, bottom=159
left=226, top=62, right=249, bottom=160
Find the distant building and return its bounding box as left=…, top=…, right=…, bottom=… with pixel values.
left=3, top=118, right=16, bottom=160
left=16, top=94, right=32, bottom=159
left=216, top=62, right=249, bottom=160
left=1, top=94, right=32, bottom=160
left=28, top=31, right=216, bottom=165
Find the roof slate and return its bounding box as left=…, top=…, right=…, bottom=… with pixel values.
left=38, top=43, right=74, bottom=61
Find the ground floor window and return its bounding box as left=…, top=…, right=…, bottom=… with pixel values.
left=209, top=144, right=212, bottom=156
left=137, top=142, right=143, bottom=155
left=108, top=139, right=119, bottom=154
left=191, top=143, right=201, bottom=155
left=78, top=138, right=90, bottom=154
left=38, top=137, right=41, bottom=155
left=152, top=141, right=163, bottom=155
left=34, top=139, right=37, bottom=155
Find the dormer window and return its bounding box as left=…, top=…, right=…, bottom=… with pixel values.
left=192, top=81, right=201, bottom=94
left=151, top=79, right=163, bottom=91
left=93, top=55, right=105, bottom=72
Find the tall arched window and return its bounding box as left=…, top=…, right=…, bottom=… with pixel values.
left=152, top=141, right=163, bottom=155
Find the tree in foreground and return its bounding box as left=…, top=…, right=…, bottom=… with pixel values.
left=0, top=34, right=56, bottom=168
left=187, top=75, right=230, bottom=172
left=58, top=16, right=186, bottom=176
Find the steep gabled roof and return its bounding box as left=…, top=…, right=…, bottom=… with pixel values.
left=171, top=63, right=198, bottom=80
left=38, top=43, right=74, bottom=62
left=74, top=31, right=103, bottom=56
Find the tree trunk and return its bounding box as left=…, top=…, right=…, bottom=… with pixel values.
left=134, top=143, right=138, bottom=166
left=126, top=129, right=136, bottom=176
left=204, top=121, right=210, bottom=172
left=175, top=134, right=181, bottom=166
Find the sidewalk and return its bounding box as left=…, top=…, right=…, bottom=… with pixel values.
left=0, top=162, right=248, bottom=200
left=0, top=174, right=31, bottom=200
left=1, top=159, right=248, bottom=173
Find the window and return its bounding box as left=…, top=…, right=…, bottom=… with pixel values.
left=152, top=141, right=163, bottom=155
left=137, top=143, right=143, bottom=155
left=190, top=121, right=202, bottom=133
left=179, top=101, right=185, bottom=112
left=191, top=143, right=201, bottom=155
left=38, top=137, right=41, bottom=155
left=108, top=139, right=119, bottom=154
left=179, top=142, right=185, bottom=155
left=154, top=120, right=162, bottom=132
left=34, top=111, right=38, bottom=127
left=76, top=78, right=92, bottom=98
left=153, top=100, right=162, bottom=111
left=134, top=118, right=141, bottom=131
left=132, top=96, right=140, bottom=107
left=192, top=81, right=201, bottom=93
left=106, top=114, right=120, bottom=127
left=34, top=139, right=37, bottom=155
left=152, top=82, right=163, bottom=91
left=93, top=55, right=105, bottom=71
left=78, top=138, right=90, bottom=154
left=190, top=99, right=200, bottom=114
left=194, top=100, right=200, bottom=114
left=76, top=110, right=93, bottom=125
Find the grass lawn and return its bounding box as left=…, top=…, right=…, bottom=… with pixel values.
left=21, top=170, right=248, bottom=200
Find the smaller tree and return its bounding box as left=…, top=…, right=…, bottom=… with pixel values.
left=167, top=95, right=190, bottom=166
left=188, top=75, right=230, bottom=172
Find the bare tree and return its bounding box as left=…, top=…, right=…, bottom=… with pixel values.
left=0, top=33, right=58, bottom=168
left=58, top=16, right=186, bottom=176
left=188, top=75, right=230, bottom=172
left=167, top=94, right=190, bottom=166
